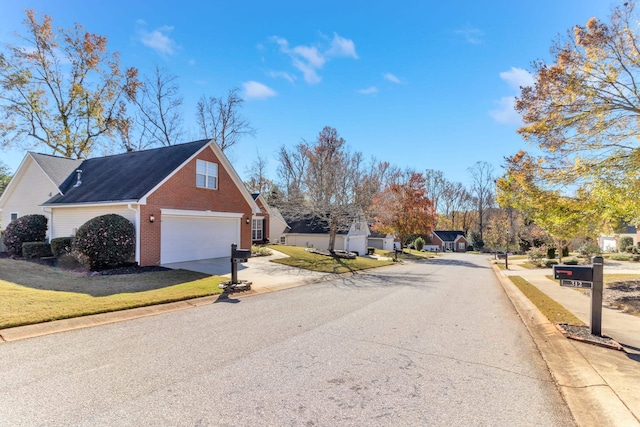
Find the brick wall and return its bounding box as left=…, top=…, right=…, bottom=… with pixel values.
left=140, top=146, right=252, bottom=266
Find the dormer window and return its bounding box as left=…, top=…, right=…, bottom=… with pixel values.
left=196, top=160, right=218, bottom=190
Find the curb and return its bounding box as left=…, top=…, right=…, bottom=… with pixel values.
left=491, top=263, right=639, bottom=427
left=0, top=269, right=352, bottom=343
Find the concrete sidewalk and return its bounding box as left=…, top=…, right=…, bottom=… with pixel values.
left=497, top=261, right=640, bottom=426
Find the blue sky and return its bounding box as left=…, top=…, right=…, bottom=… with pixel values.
left=0, top=0, right=615, bottom=186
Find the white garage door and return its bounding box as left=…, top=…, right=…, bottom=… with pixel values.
left=161, top=214, right=241, bottom=264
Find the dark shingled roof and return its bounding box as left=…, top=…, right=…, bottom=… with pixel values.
left=44, top=140, right=210, bottom=205
left=433, top=230, right=466, bottom=242
left=30, top=152, right=84, bottom=187
left=285, top=216, right=349, bottom=235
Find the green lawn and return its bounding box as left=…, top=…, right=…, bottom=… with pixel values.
left=0, top=258, right=224, bottom=329
left=271, top=245, right=394, bottom=273
left=509, top=276, right=584, bottom=325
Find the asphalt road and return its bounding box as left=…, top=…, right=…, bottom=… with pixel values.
left=0, top=253, right=575, bottom=426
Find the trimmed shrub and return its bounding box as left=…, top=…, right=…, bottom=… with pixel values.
left=626, top=245, right=638, bottom=254
left=71, top=214, right=135, bottom=270
left=51, top=237, right=73, bottom=257
left=414, top=236, right=425, bottom=252
left=562, top=246, right=569, bottom=258
left=545, top=259, right=559, bottom=268
left=578, top=241, right=601, bottom=258
left=547, top=247, right=556, bottom=259
left=527, top=246, right=547, bottom=267
left=22, top=242, right=53, bottom=259
left=563, top=258, right=579, bottom=265
left=619, top=236, right=634, bottom=251
left=3, top=214, right=48, bottom=256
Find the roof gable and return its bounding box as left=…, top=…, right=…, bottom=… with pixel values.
left=433, top=230, right=466, bottom=242
left=30, top=153, right=84, bottom=188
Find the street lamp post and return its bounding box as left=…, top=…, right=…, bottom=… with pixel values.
left=505, top=230, right=509, bottom=270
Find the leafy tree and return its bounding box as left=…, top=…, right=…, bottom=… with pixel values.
left=497, top=151, right=601, bottom=263
left=0, top=161, right=11, bottom=198
left=0, top=10, right=137, bottom=158
left=371, top=170, right=435, bottom=246
left=515, top=2, right=640, bottom=224
left=196, top=87, right=255, bottom=153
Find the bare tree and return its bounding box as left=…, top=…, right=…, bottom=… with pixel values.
left=468, top=161, right=495, bottom=241
left=244, top=151, right=276, bottom=195
left=196, top=87, right=255, bottom=152
left=277, top=127, right=375, bottom=251
left=127, top=66, right=184, bottom=149
left=440, top=181, right=471, bottom=230
left=424, top=169, right=447, bottom=228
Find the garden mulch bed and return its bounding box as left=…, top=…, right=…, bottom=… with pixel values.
left=555, top=323, right=624, bottom=351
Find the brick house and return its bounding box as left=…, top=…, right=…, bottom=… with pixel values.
left=424, top=230, right=468, bottom=252
left=3, top=139, right=262, bottom=266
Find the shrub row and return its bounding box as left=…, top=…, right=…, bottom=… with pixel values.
left=2, top=213, right=135, bottom=271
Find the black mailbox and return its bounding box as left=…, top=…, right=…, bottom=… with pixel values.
left=553, top=265, right=593, bottom=282
left=232, top=249, right=251, bottom=263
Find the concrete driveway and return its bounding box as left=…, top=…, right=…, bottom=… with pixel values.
left=162, top=249, right=330, bottom=290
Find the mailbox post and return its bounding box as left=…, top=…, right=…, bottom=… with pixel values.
left=220, top=243, right=252, bottom=292
left=552, top=256, right=604, bottom=336
left=591, top=256, right=603, bottom=336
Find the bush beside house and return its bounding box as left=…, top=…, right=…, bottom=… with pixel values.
left=71, top=214, right=135, bottom=270
left=2, top=214, right=48, bottom=256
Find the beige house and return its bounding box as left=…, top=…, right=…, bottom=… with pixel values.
left=0, top=152, right=82, bottom=238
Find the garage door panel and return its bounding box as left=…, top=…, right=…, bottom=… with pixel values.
left=161, top=215, right=240, bottom=264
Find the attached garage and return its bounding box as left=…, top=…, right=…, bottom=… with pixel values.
left=160, top=209, right=242, bottom=264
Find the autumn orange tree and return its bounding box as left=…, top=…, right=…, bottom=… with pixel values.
left=0, top=10, right=138, bottom=159
left=515, top=1, right=640, bottom=224
left=371, top=171, right=435, bottom=246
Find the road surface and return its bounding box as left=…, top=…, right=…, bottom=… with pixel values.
left=0, top=253, right=575, bottom=426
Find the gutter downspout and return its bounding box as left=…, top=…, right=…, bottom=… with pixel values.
left=127, top=203, right=140, bottom=265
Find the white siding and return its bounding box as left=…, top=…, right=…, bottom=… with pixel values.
left=345, top=234, right=366, bottom=255
left=50, top=205, right=136, bottom=238
left=0, top=158, right=59, bottom=232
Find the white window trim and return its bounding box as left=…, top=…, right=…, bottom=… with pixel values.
left=252, top=217, right=264, bottom=241
left=196, top=159, right=218, bottom=190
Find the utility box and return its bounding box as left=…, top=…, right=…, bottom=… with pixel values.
left=553, top=265, right=593, bottom=282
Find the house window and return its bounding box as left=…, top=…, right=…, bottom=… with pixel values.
left=196, top=160, right=218, bottom=190
left=10, top=213, right=18, bottom=222
left=252, top=218, right=263, bottom=241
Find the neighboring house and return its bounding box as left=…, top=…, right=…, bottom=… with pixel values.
left=251, top=193, right=289, bottom=244
left=0, top=152, right=83, bottom=238
left=283, top=214, right=370, bottom=255
left=367, top=232, right=395, bottom=251
left=5, top=139, right=262, bottom=266
left=425, top=230, right=468, bottom=252
left=599, top=225, right=639, bottom=252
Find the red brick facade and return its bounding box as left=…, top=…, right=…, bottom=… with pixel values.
left=138, top=146, right=253, bottom=266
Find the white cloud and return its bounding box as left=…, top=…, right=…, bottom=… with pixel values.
left=358, top=86, right=378, bottom=95
left=326, top=33, right=358, bottom=59
left=136, top=21, right=178, bottom=56
left=499, top=67, right=535, bottom=90
left=270, top=33, right=358, bottom=84
left=384, top=73, right=401, bottom=84
left=269, top=71, right=296, bottom=83
left=454, top=25, right=484, bottom=45
left=490, top=67, right=534, bottom=124
left=489, top=96, right=521, bottom=124
left=243, top=81, right=277, bottom=100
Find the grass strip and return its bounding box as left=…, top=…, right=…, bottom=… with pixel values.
left=271, top=245, right=394, bottom=273
left=508, top=276, right=584, bottom=325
